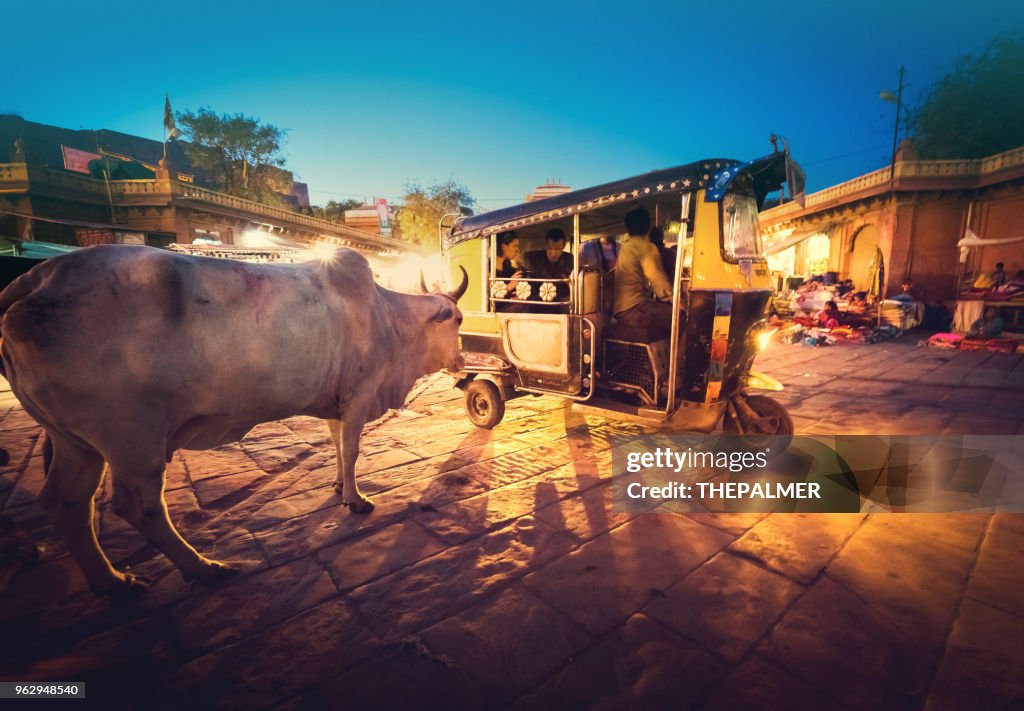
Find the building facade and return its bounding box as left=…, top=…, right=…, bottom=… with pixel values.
left=0, top=116, right=407, bottom=259
left=759, top=144, right=1024, bottom=302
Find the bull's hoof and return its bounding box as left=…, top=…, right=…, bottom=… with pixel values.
left=344, top=497, right=375, bottom=515
left=97, top=573, right=149, bottom=602
left=186, top=559, right=239, bottom=584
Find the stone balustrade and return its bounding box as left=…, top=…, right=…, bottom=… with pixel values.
left=760, top=144, right=1024, bottom=222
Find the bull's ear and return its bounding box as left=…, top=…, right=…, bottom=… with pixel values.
left=431, top=305, right=454, bottom=323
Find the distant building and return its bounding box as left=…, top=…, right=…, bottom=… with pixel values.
left=0, top=115, right=406, bottom=259
left=0, top=114, right=308, bottom=206
left=524, top=182, right=572, bottom=203
left=344, top=199, right=397, bottom=237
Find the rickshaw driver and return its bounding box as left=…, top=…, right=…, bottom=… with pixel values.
left=612, top=206, right=674, bottom=342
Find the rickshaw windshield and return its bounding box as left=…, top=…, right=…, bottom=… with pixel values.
left=721, top=183, right=762, bottom=262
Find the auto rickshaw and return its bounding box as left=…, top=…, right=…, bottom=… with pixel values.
left=440, top=150, right=805, bottom=443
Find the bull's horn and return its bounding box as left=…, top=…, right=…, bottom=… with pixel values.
left=446, top=265, right=469, bottom=302
left=419, top=271, right=430, bottom=294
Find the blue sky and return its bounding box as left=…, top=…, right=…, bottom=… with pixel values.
left=6, top=0, right=1024, bottom=209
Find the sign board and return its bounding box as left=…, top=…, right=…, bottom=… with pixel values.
left=377, top=198, right=392, bottom=237
left=61, top=145, right=101, bottom=174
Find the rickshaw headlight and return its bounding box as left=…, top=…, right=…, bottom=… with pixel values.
left=757, top=329, right=777, bottom=351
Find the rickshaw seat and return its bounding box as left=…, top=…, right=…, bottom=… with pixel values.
left=605, top=322, right=660, bottom=344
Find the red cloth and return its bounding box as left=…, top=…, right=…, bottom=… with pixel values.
left=986, top=339, right=1018, bottom=353
left=960, top=338, right=989, bottom=351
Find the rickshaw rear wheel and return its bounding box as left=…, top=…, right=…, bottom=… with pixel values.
left=465, top=380, right=505, bottom=429
left=723, top=394, right=794, bottom=453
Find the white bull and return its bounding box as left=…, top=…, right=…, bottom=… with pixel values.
left=0, top=244, right=467, bottom=597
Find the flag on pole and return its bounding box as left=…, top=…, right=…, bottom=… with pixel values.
left=164, top=94, right=182, bottom=140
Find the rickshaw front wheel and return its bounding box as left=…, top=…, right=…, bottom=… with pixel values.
left=465, top=380, right=505, bottom=429
left=723, top=394, right=794, bottom=453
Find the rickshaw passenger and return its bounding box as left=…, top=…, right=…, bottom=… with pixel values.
left=495, top=231, right=527, bottom=312
left=520, top=228, right=573, bottom=307
left=613, top=207, right=673, bottom=341
left=579, top=234, right=620, bottom=271
left=649, top=226, right=677, bottom=280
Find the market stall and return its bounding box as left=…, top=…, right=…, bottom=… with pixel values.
left=767, top=246, right=916, bottom=347
left=952, top=229, right=1024, bottom=334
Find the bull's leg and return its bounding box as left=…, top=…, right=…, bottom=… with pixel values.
left=38, top=433, right=144, bottom=598
left=326, top=418, right=343, bottom=497
left=330, top=417, right=374, bottom=514
left=108, top=455, right=236, bottom=584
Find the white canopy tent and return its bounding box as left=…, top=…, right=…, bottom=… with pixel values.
left=957, top=228, right=1024, bottom=263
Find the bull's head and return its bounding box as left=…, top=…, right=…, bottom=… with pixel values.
left=422, top=266, right=468, bottom=374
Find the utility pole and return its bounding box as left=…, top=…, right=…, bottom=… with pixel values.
left=887, top=66, right=905, bottom=182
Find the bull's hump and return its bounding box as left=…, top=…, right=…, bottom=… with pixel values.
left=317, top=248, right=376, bottom=293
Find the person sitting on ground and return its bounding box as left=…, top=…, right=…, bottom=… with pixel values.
left=969, top=307, right=1004, bottom=339
left=893, top=278, right=923, bottom=302
left=836, top=279, right=855, bottom=297
left=846, top=290, right=873, bottom=312
left=520, top=228, right=574, bottom=303
left=817, top=300, right=841, bottom=329
left=612, top=206, right=674, bottom=341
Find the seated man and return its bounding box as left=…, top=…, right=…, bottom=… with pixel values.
left=520, top=228, right=574, bottom=305
left=973, top=262, right=1007, bottom=289
left=612, top=206, right=673, bottom=341
left=969, top=306, right=1004, bottom=339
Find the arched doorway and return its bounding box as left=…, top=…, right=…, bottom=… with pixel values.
left=849, top=225, right=880, bottom=289
left=804, top=234, right=830, bottom=276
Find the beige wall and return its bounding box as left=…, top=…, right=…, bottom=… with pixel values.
left=972, top=191, right=1024, bottom=279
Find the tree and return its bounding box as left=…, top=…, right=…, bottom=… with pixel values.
left=909, top=33, right=1024, bottom=159
left=396, top=179, right=476, bottom=249
left=176, top=108, right=290, bottom=204
left=310, top=198, right=365, bottom=223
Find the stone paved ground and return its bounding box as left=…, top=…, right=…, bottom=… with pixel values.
left=1, top=337, right=1023, bottom=710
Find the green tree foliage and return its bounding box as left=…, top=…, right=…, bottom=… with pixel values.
left=396, top=179, right=476, bottom=249
left=311, top=198, right=365, bottom=223
left=176, top=108, right=290, bottom=204
left=910, top=33, right=1024, bottom=159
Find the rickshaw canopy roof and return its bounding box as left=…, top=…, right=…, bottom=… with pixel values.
left=447, top=152, right=795, bottom=246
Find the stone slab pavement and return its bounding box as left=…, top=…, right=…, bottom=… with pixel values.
left=1, top=337, right=1023, bottom=709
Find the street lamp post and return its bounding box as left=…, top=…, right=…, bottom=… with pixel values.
left=880, top=66, right=905, bottom=182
